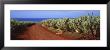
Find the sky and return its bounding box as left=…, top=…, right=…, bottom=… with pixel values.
left=10, top=10, right=100, bottom=18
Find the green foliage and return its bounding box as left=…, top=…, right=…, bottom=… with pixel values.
left=11, top=19, right=34, bottom=26
left=11, top=19, right=35, bottom=33
left=40, top=16, right=100, bottom=36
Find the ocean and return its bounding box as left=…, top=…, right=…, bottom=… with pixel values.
left=11, top=18, right=75, bottom=22
left=11, top=18, right=51, bottom=22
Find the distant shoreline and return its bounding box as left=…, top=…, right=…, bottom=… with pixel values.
left=11, top=18, right=75, bottom=22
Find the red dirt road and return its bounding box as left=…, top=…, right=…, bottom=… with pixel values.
left=16, top=24, right=78, bottom=40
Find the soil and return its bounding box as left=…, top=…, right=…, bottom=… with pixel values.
left=13, top=24, right=80, bottom=40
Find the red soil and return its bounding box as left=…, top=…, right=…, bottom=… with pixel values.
left=16, top=24, right=79, bottom=40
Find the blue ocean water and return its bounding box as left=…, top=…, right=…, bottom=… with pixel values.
left=11, top=18, right=51, bottom=22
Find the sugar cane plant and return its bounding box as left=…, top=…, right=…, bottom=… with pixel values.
left=40, top=13, right=100, bottom=40
left=11, top=19, right=35, bottom=33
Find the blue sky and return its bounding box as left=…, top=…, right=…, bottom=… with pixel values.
left=10, top=10, right=100, bottom=18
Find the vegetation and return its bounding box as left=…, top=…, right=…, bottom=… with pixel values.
left=11, top=19, right=35, bottom=40
left=11, top=14, right=100, bottom=40
left=39, top=15, right=100, bottom=40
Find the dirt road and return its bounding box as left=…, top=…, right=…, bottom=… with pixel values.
left=16, top=24, right=78, bottom=40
